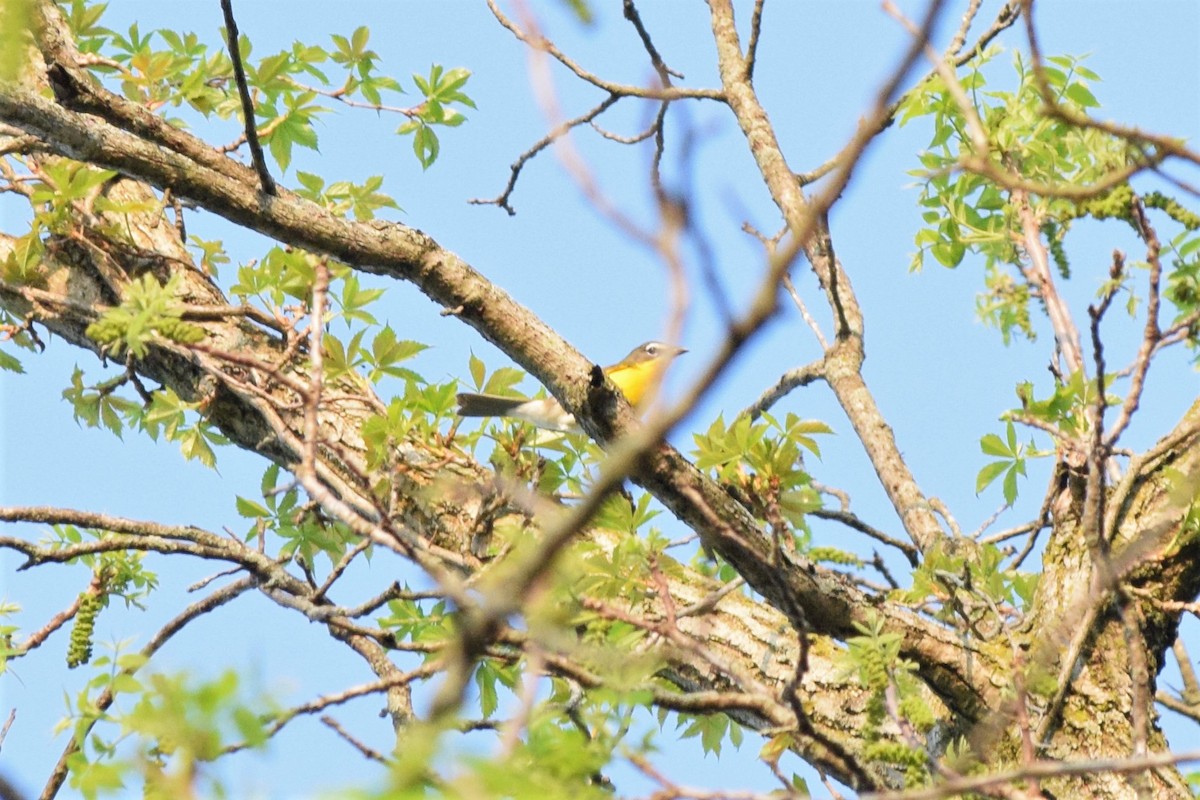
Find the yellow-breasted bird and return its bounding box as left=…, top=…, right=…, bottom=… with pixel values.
left=456, top=341, right=687, bottom=432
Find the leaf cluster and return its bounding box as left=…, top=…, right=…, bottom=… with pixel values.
left=901, top=50, right=1135, bottom=343
left=62, top=3, right=474, bottom=170
left=61, top=663, right=274, bottom=800
left=841, top=613, right=934, bottom=786
left=85, top=274, right=206, bottom=359
left=236, top=464, right=359, bottom=566
left=692, top=412, right=830, bottom=535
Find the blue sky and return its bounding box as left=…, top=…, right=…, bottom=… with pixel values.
left=3, top=1, right=1199, bottom=797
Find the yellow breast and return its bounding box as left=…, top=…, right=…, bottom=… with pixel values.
left=605, top=360, right=663, bottom=407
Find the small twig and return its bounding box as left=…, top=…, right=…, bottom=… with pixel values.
left=622, top=0, right=683, bottom=83
left=162, top=187, right=186, bottom=242
left=1116, top=592, right=1150, bottom=757
left=320, top=715, right=390, bottom=764
left=497, top=648, right=545, bottom=758
left=220, top=0, right=276, bottom=195
left=796, top=2, right=1021, bottom=187
left=1157, top=690, right=1200, bottom=725
left=180, top=302, right=290, bottom=337
left=942, top=0, right=985, bottom=60
left=469, top=94, right=620, bottom=214
left=484, top=0, right=721, bottom=102
left=971, top=503, right=1014, bottom=540
left=1174, top=638, right=1200, bottom=704
left=745, top=0, right=766, bottom=80
left=187, top=565, right=245, bottom=592
left=739, top=359, right=826, bottom=420
left=1010, top=650, right=1040, bottom=795
left=885, top=0, right=988, bottom=155
left=1106, top=202, right=1162, bottom=447
left=863, top=749, right=1200, bottom=800
left=312, top=536, right=371, bottom=602
left=0, top=708, right=15, bottom=753
left=281, top=76, right=419, bottom=119
left=677, top=577, right=745, bottom=617
left=1084, top=295, right=1111, bottom=551
left=1015, top=191, right=1084, bottom=375
left=869, top=551, right=900, bottom=589
left=589, top=118, right=656, bottom=144
left=784, top=273, right=828, bottom=350
left=15, top=593, right=85, bottom=655
left=810, top=507, right=919, bottom=565
left=927, top=497, right=962, bottom=539
left=1020, top=0, right=1200, bottom=175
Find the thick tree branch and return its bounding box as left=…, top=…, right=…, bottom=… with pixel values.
left=707, top=0, right=949, bottom=553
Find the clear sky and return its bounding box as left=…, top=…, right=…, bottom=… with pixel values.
left=2, top=2, right=1199, bottom=797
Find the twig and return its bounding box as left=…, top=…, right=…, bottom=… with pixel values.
left=1015, top=191, right=1083, bottom=375
left=187, top=565, right=245, bottom=592
left=1157, top=690, right=1200, bottom=725
left=1105, top=202, right=1162, bottom=447
left=320, top=715, right=390, bottom=764
left=1116, top=593, right=1150, bottom=758
left=497, top=648, right=544, bottom=758
left=783, top=273, right=828, bottom=349
left=281, top=76, right=419, bottom=118
left=469, top=94, right=620, bottom=214
left=869, top=551, right=900, bottom=590
left=1175, top=638, right=1200, bottom=704
left=484, top=0, right=722, bottom=102
left=745, top=0, right=766, bottom=80
left=942, top=0, right=985, bottom=60
left=219, top=0, right=276, bottom=195
left=885, top=0, right=988, bottom=155
left=739, top=359, right=826, bottom=420
left=862, top=749, right=1200, bottom=800
left=0, top=708, right=14, bottom=753
left=1084, top=272, right=1114, bottom=553
left=677, top=577, right=745, bottom=617
left=223, top=664, right=440, bottom=755
left=313, top=536, right=372, bottom=602
left=810, top=507, right=919, bottom=565
left=622, top=0, right=683, bottom=83
left=14, top=593, right=84, bottom=656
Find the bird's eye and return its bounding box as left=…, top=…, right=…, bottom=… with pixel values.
left=645, top=344, right=659, bottom=356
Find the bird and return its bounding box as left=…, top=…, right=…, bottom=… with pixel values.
left=456, top=340, right=687, bottom=432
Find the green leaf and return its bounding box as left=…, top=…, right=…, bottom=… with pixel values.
left=350, top=24, right=370, bottom=54
left=1064, top=82, right=1099, bottom=109
left=1002, top=466, right=1019, bottom=505
left=475, top=661, right=500, bottom=718
left=558, top=0, right=594, bottom=24
left=468, top=353, right=486, bottom=389
left=236, top=496, right=270, bottom=518
left=0, top=348, right=23, bottom=373
left=975, top=460, right=1010, bottom=495
left=412, top=124, right=439, bottom=169
left=368, top=327, right=427, bottom=381
left=482, top=367, right=525, bottom=396
left=178, top=426, right=217, bottom=467
left=979, top=433, right=1011, bottom=458
left=930, top=239, right=965, bottom=268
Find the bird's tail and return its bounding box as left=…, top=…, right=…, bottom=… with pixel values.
left=456, top=392, right=577, bottom=431
left=456, top=392, right=528, bottom=418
